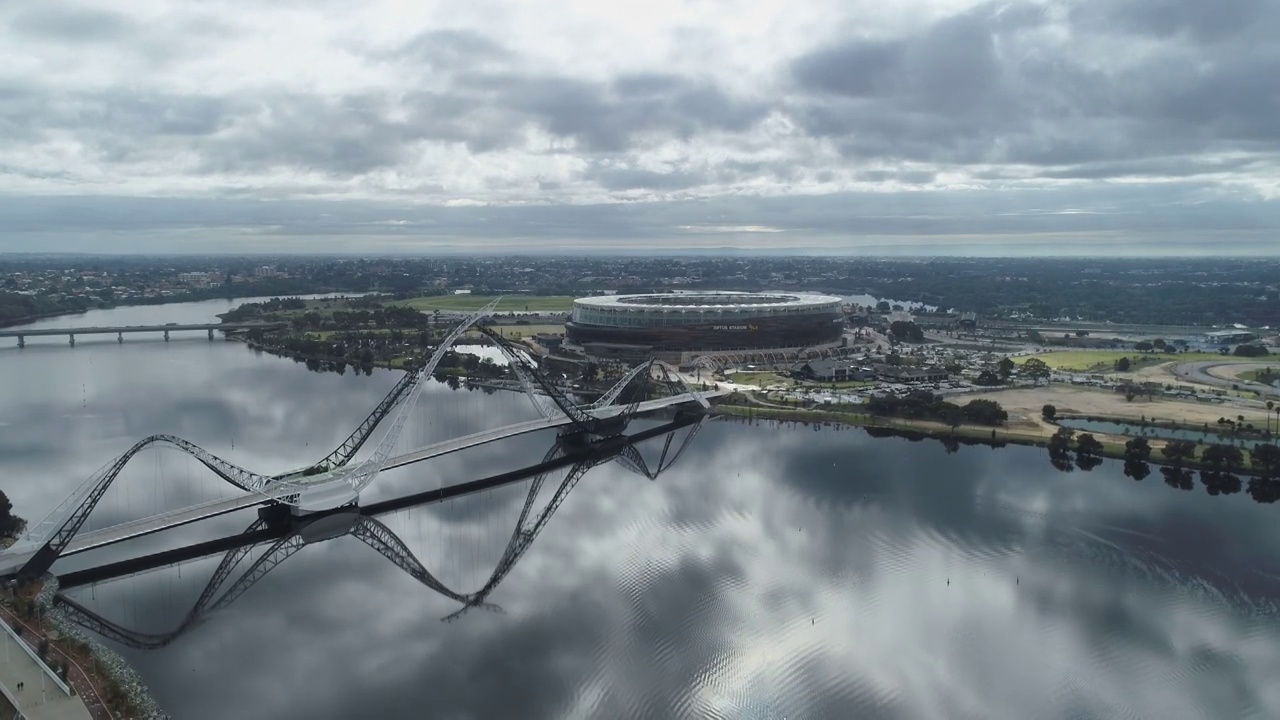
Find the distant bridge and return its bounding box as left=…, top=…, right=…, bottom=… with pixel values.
left=0, top=322, right=286, bottom=346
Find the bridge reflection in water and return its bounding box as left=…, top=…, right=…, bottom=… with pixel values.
left=52, top=414, right=707, bottom=649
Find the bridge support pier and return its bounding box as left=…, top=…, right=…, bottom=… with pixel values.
left=16, top=335, right=22, bottom=348
left=163, top=330, right=170, bottom=342
left=118, top=332, right=124, bottom=344
left=208, top=328, right=214, bottom=341
left=68, top=333, right=75, bottom=347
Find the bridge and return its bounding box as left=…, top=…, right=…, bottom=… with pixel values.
left=0, top=321, right=287, bottom=347
left=2, top=298, right=723, bottom=583
left=42, top=413, right=706, bottom=650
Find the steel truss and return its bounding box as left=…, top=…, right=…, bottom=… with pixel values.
left=55, top=419, right=705, bottom=645
left=16, top=302, right=509, bottom=580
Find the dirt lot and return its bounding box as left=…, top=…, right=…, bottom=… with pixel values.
left=964, top=385, right=1274, bottom=432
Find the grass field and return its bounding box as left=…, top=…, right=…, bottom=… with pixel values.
left=398, top=295, right=576, bottom=312
left=726, top=371, right=796, bottom=387
left=476, top=324, right=565, bottom=339
left=1242, top=367, right=1279, bottom=383
left=1016, top=351, right=1230, bottom=372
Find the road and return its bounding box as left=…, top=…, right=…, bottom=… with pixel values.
left=1171, top=361, right=1279, bottom=398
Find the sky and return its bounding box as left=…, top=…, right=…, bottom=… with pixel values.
left=1, top=0, right=1278, bottom=256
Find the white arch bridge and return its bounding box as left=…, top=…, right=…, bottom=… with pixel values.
left=5, top=299, right=723, bottom=581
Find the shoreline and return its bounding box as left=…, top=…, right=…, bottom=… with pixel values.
left=0, top=286, right=352, bottom=332
left=712, top=402, right=1276, bottom=477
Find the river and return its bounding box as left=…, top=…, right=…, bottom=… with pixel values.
left=3, top=299, right=1280, bottom=719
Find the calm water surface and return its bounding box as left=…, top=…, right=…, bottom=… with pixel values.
left=3, top=300, right=1280, bottom=720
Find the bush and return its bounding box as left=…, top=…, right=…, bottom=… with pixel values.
left=1041, top=404, right=1057, bottom=421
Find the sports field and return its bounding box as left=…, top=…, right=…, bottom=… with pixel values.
left=1016, top=351, right=1228, bottom=372
left=398, top=296, right=576, bottom=312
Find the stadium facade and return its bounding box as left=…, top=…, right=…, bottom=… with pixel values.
left=563, top=292, right=845, bottom=362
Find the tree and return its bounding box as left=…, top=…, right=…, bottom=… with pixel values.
left=1048, top=427, right=1075, bottom=472
left=998, top=357, right=1015, bottom=379
left=889, top=320, right=924, bottom=342
left=1234, top=344, right=1269, bottom=357
left=1161, top=439, right=1198, bottom=466
left=975, top=370, right=1002, bottom=386
left=1251, top=443, right=1280, bottom=477
left=1041, top=404, right=1057, bottom=421
left=875, top=300, right=890, bottom=312
left=1076, top=433, right=1104, bottom=457
left=1134, top=341, right=1153, bottom=352
left=1153, top=338, right=1167, bottom=351
left=962, top=399, right=1008, bottom=426
left=1123, top=436, right=1152, bottom=463
left=1202, top=443, right=1245, bottom=472
left=0, top=489, right=25, bottom=539
left=938, top=403, right=964, bottom=431
left=1114, top=357, right=1132, bottom=372
left=1022, top=357, right=1050, bottom=385
left=1075, top=433, right=1105, bottom=471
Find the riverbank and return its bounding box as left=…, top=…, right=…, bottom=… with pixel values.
left=712, top=400, right=1275, bottom=476
left=1, top=579, right=149, bottom=719
left=0, top=285, right=357, bottom=331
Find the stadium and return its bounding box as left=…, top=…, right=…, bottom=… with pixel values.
left=563, top=292, right=845, bottom=362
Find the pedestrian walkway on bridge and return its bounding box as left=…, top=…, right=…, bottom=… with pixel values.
left=0, top=614, right=92, bottom=720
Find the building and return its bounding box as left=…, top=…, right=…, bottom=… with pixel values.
left=254, top=265, right=274, bottom=278
left=958, top=312, right=978, bottom=330
left=533, top=333, right=564, bottom=351
left=1202, top=330, right=1255, bottom=345
left=790, top=359, right=876, bottom=382
left=563, top=292, right=844, bottom=362
left=874, top=365, right=949, bottom=383
left=177, top=272, right=213, bottom=286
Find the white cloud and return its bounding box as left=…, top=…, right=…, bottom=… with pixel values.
left=0, top=0, right=1278, bottom=253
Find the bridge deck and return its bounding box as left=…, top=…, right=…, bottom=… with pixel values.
left=0, top=392, right=725, bottom=575
left=0, top=322, right=284, bottom=337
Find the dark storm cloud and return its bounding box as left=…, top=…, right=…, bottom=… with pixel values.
left=455, top=71, right=768, bottom=152
left=787, top=0, right=1280, bottom=173
left=1071, top=0, right=1275, bottom=43
left=9, top=4, right=137, bottom=42
left=8, top=75, right=766, bottom=177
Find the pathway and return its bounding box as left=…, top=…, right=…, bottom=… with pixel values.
left=0, top=606, right=112, bottom=720
left=0, top=612, right=94, bottom=720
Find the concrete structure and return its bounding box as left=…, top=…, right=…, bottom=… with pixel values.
left=790, top=359, right=875, bottom=382
left=533, top=333, right=563, bottom=351
left=564, top=292, right=844, bottom=362
left=1202, top=330, right=1256, bottom=345
left=875, top=365, right=949, bottom=383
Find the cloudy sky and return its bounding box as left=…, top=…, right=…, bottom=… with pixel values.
left=2, top=0, right=1278, bottom=255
